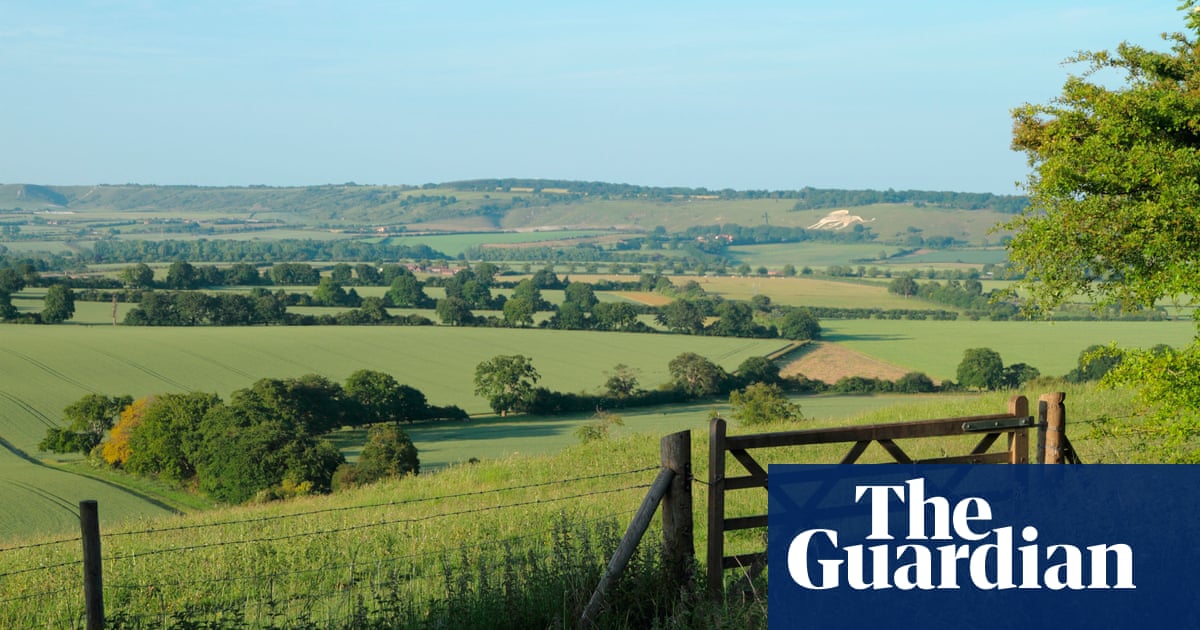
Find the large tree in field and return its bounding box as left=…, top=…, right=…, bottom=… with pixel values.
left=474, top=354, right=540, bottom=415
left=1007, top=4, right=1200, bottom=458
left=41, top=284, right=75, bottom=323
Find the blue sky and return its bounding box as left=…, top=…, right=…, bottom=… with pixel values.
left=0, top=1, right=1186, bottom=193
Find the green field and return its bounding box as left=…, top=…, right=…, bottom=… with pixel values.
left=387, top=229, right=622, bottom=257
left=0, top=383, right=1140, bottom=628
left=0, top=325, right=787, bottom=539
left=819, top=319, right=1197, bottom=380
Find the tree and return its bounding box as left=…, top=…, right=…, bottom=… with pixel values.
left=511, top=278, right=550, bottom=311
left=894, top=372, right=936, bottom=393
left=735, top=355, right=781, bottom=386
left=668, top=352, right=728, bottom=397
left=124, top=392, right=222, bottom=480
left=604, top=364, right=640, bottom=398
left=386, top=274, right=431, bottom=308
left=474, top=354, right=540, bottom=415
left=502, top=295, right=535, bottom=327
left=354, top=424, right=420, bottom=483
left=778, top=308, right=821, bottom=341
left=1007, top=6, right=1200, bottom=455
left=563, top=281, right=598, bottom=310
left=729, top=383, right=803, bottom=426
left=344, top=369, right=429, bottom=424
left=435, top=297, right=474, bottom=326
left=1065, top=344, right=1126, bottom=383
left=119, top=263, right=155, bottom=289
left=956, top=348, right=1005, bottom=390
left=0, top=290, right=16, bottom=320
left=889, top=275, right=918, bottom=298
left=656, top=299, right=705, bottom=334
left=165, top=260, right=200, bottom=290
left=592, top=302, right=638, bottom=331
left=312, top=277, right=353, bottom=306
left=41, top=284, right=75, bottom=323
left=40, top=393, right=132, bottom=454
left=330, top=263, right=353, bottom=284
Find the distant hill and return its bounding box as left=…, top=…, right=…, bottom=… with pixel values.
left=0, top=184, right=69, bottom=208
left=0, top=180, right=1027, bottom=244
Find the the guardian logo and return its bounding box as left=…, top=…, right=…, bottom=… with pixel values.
left=786, top=477, right=1135, bottom=591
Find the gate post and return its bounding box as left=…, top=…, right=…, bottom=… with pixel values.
left=1039, top=392, right=1066, bottom=464
left=707, top=418, right=727, bottom=598
left=80, top=500, right=104, bottom=630
left=661, top=430, right=694, bottom=590
left=1008, top=395, right=1030, bottom=464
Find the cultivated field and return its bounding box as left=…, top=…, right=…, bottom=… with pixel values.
left=0, top=384, right=1141, bottom=628
left=0, top=325, right=785, bottom=540
left=818, top=319, right=1196, bottom=380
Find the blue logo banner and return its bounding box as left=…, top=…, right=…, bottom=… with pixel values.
left=767, top=465, right=1200, bottom=629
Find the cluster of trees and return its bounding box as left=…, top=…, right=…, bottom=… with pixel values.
left=0, top=267, right=76, bottom=324
left=40, top=370, right=465, bottom=503
left=789, top=187, right=1028, bottom=214
left=954, top=348, right=1041, bottom=391
left=470, top=351, right=826, bottom=417
left=888, top=276, right=1020, bottom=320
left=86, top=238, right=447, bottom=265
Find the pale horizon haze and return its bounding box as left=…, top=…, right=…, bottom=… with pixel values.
left=0, top=1, right=1186, bottom=194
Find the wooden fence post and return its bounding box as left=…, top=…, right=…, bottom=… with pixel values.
left=1039, top=392, right=1066, bottom=464
left=1008, top=395, right=1030, bottom=464
left=707, top=418, right=727, bottom=598
left=80, top=500, right=104, bottom=630
left=580, top=468, right=674, bottom=627
left=660, top=430, right=693, bottom=590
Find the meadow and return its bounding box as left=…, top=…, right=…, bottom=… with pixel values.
left=819, top=318, right=1196, bottom=380
left=0, top=324, right=784, bottom=539
left=0, top=384, right=1140, bottom=628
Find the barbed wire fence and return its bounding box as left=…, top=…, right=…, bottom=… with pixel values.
left=0, top=436, right=695, bottom=630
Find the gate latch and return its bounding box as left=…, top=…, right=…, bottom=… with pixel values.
left=962, top=416, right=1036, bottom=432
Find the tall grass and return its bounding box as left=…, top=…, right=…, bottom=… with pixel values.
left=0, top=381, right=1134, bottom=628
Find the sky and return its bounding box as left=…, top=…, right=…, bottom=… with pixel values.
left=0, top=1, right=1188, bottom=194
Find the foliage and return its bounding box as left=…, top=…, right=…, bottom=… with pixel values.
left=1008, top=7, right=1200, bottom=312
left=124, top=392, right=222, bottom=481
left=893, top=371, right=937, bottom=393
left=344, top=369, right=430, bottom=424
left=667, top=352, right=729, bottom=397
left=353, top=423, right=420, bottom=483
left=735, top=355, right=782, bottom=387
left=776, top=307, right=821, bottom=340
left=1006, top=5, right=1200, bottom=447
left=40, top=283, right=75, bottom=323
left=575, top=410, right=625, bottom=443
left=474, top=354, right=541, bottom=415
left=729, top=382, right=803, bottom=425
left=194, top=402, right=344, bottom=504
left=101, top=396, right=152, bottom=466
left=436, top=296, right=475, bottom=326
left=1066, top=344, right=1127, bottom=383
left=38, top=393, right=131, bottom=454
left=956, top=347, right=1005, bottom=390
left=604, top=364, right=641, bottom=398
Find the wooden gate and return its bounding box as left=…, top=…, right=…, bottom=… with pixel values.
left=706, top=392, right=1076, bottom=596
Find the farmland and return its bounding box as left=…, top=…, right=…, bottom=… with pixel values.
left=0, top=383, right=1144, bottom=628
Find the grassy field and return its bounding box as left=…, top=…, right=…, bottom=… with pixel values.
left=0, top=383, right=1139, bottom=628
left=0, top=325, right=784, bottom=540
left=386, top=229, right=622, bottom=257
left=676, top=274, right=931, bottom=309
left=819, top=319, right=1197, bottom=380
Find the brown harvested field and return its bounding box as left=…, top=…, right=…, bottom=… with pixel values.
left=779, top=341, right=921, bottom=384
